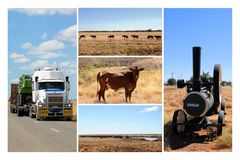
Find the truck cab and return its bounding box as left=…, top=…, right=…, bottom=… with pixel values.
left=30, top=67, right=72, bottom=120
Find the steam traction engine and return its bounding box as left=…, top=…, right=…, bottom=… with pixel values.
left=172, top=47, right=225, bottom=136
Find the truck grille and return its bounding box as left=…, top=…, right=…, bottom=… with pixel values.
left=48, top=97, right=63, bottom=103
left=48, top=96, right=63, bottom=109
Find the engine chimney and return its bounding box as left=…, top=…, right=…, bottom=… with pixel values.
left=192, top=46, right=201, bottom=91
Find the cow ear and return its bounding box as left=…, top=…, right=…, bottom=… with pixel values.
left=129, top=68, right=133, bottom=71
left=139, top=68, right=144, bottom=71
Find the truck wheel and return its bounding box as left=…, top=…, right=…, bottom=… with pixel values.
left=25, top=111, right=29, bottom=116
left=36, top=115, right=40, bottom=121
left=65, top=117, right=72, bottom=121
left=17, top=109, right=22, bottom=117
left=172, top=109, right=187, bottom=134
left=29, top=110, right=34, bottom=118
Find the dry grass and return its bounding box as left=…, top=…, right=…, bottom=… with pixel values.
left=78, top=58, right=162, bottom=104
left=164, top=86, right=232, bottom=152
left=79, top=137, right=162, bottom=152
left=79, top=32, right=162, bottom=56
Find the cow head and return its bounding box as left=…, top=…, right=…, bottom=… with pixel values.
left=129, top=66, right=144, bottom=80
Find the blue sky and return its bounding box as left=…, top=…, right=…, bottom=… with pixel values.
left=8, top=9, right=77, bottom=99
left=79, top=8, right=162, bottom=31
left=164, top=9, right=232, bottom=82
left=78, top=105, right=162, bottom=135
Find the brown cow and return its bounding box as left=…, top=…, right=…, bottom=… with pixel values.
left=96, top=66, right=144, bottom=102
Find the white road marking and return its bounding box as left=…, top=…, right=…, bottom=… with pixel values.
left=50, top=128, right=60, bottom=133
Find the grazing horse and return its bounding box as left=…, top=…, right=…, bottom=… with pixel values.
left=122, top=35, right=128, bottom=39
left=147, top=35, right=154, bottom=39
left=108, top=35, right=114, bottom=39
left=79, top=35, right=85, bottom=40
left=97, top=66, right=144, bottom=102
left=154, top=35, right=161, bottom=40
left=131, top=35, right=139, bottom=39
left=90, top=35, right=96, bottom=39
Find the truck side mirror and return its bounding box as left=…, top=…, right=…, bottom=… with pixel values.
left=67, top=81, right=70, bottom=91
left=66, top=76, right=69, bottom=82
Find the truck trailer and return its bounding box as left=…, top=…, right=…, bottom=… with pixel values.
left=10, top=75, right=32, bottom=116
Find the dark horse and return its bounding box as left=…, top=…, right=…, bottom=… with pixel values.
left=147, top=35, right=154, bottom=39
left=154, top=35, right=161, bottom=40
left=108, top=35, right=114, bottom=39
left=79, top=35, right=85, bottom=40
left=131, top=35, right=139, bottom=39
left=90, top=35, right=96, bottom=39
left=122, top=35, right=128, bottom=39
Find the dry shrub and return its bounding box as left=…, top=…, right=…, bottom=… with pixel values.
left=215, top=129, right=232, bottom=150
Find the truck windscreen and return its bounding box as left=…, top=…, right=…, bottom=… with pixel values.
left=39, top=82, right=64, bottom=90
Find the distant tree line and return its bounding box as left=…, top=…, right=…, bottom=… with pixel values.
left=165, top=72, right=232, bottom=86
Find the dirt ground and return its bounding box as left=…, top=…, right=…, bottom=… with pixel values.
left=78, top=31, right=162, bottom=56
left=79, top=137, right=162, bottom=152
left=164, top=86, right=232, bottom=152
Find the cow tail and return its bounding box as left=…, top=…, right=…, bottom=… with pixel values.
left=96, top=72, right=101, bottom=97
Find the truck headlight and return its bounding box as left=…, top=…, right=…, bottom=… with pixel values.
left=38, top=103, right=46, bottom=108
left=65, top=103, right=72, bottom=108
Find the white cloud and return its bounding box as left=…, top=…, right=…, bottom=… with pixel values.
left=20, top=60, right=50, bottom=70
left=10, top=52, right=30, bottom=63
left=20, top=59, right=76, bottom=75
left=21, top=42, right=32, bottom=49
left=41, top=33, right=47, bottom=40
left=59, top=60, right=76, bottom=75
left=37, top=40, right=65, bottom=51
left=138, top=106, right=159, bottom=113
left=10, top=9, right=76, bottom=16
left=39, top=52, right=65, bottom=59
left=55, top=25, right=76, bottom=44
left=23, top=40, right=65, bottom=59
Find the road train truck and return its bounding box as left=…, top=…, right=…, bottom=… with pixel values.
left=10, top=75, right=32, bottom=116
left=10, top=67, right=72, bottom=120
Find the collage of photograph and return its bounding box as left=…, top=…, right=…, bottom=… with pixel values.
left=7, top=8, right=232, bottom=153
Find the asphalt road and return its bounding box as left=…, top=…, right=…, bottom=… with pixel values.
left=8, top=110, right=77, bottom=152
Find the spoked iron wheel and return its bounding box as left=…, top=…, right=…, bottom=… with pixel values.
left=221, top=99, right=226, bottom=113
left=172, top=109, right=188, bottom=134
left=217, top=110, right=225, bottom=136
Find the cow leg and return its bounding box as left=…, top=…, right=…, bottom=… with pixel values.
left=102, top=90, right=106, bottom=101
left=124, top=88, right=129, bottom=103
left=129, top=92, right=132, bottom=103
left=98, top=90, right=102, bottom=101
left=98, top=89, right=106, bottom=102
